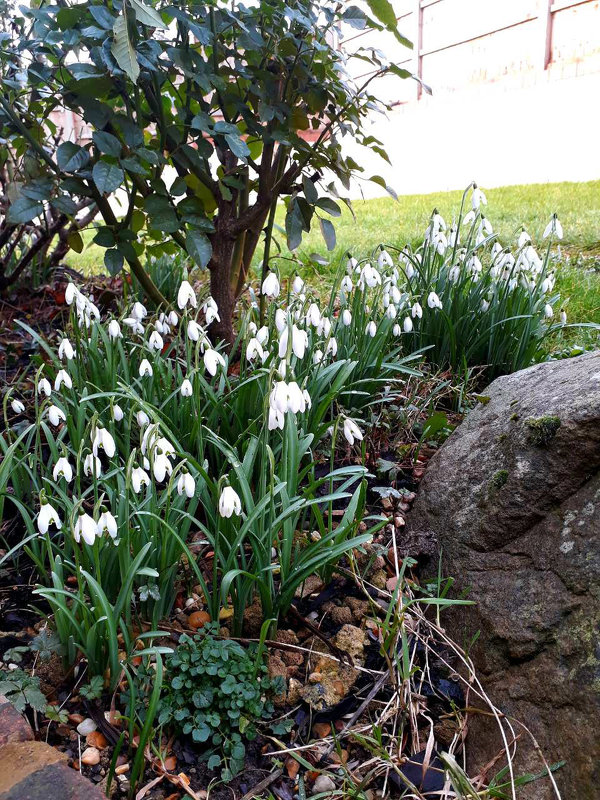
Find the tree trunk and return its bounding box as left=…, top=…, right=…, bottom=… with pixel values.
left=208, top=235, right=236, bottom=347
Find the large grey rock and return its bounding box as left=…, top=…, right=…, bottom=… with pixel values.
left=406, top=351, right=600, bottom=799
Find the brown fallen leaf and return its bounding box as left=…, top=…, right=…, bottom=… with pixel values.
left=285, top=757, right=300, bottom=779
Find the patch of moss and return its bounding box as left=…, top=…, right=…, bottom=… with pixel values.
left=489, top=469, right=509, bottom=491
left=475, top=395, right=490, bottom=405
left=525, top=415, right=561, bottom=446
left=509, top=413, right=519, bottom=421
left=495, top=433, right=507, bottom=443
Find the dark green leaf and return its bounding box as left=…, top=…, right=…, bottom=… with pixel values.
left=93, top=161, right=124, bottom=194
left=112, top=10, right=140, bottom=83
left=104, top=248, right=124, bottom=275
left=129, top=0, right=168, bottom=29
left=7, top=195, right=43, bottom=224
left=186, top=228, right=212, bottom=269
left=57, top=142, right=90, bottom=172
left=316, top=197, right=341, bottom=217
left=224, top=134, right=250, bottom=161
left=319, top=217, right=336, bottom=251
left=92, top=131, right=122, bottom=157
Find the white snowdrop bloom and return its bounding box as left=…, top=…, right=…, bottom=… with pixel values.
left=365, top=320, right=377, bottom=337
left=403, top=316, right=413, bottom=333
left=383, top=291, right=390, bottom=309
left=471, top=185, right=487, bottom=210
left=359, top=263, right=381, bottom=289
left=481, top=299, right=490, bottom=312
left=306, top=303, right=321, bottom=328
left=463, top=210, right=476, bottom=226
left=131, top=465, right=150, bottom=494
left=541, top=276, right=552, bottom=293
left=123, top=317, right=144, bottom=335
left=385, top=304, right=396, bottom=320
left=449, top=225, right=459, bottom=247
left=292, top=275, right=304, bottom=294
left=261, top=271, right=280, bottom=298
left=219, top=485, right=242, bottom=518
left=139, top=359, right=153, bottom=377
left=131, top=301, right=148, bottom=321
left=153, top=453, right=173, bottom=483
left=543, top=214, right=563, bottom=240
left=518, top=230, right=531, bottom=248
left=204, top=348, right=225, bottom=377
left=53, top=457, right=73, bottom=483
left=112, top=404, right=124, bottom=422
left=491, top=242, right=503, bottom=260
left=544, top=304, right=554, bottom=319
left=168, top=310, right=178, bottom=327
left=275, top=308, right=287, bottom=333
left=65, top=282, right=78, bottom=305
left=54, top=370, right=72, bottom=391
left=187, top=319, right=203, bottom=342
left=525, top=246, right=543, bottom=274
left=136, top=410, right=149, bottom=427
left=177, top=280, right=197, bottom=310
left=180, top=378, right=193, bottom=397
left=177, top=471, right=196, bottom=499
left=467, top=255, right=482, bottom=276
left=277, top=359, right=287, bottom=379
left=108, top=320, right=122, bottom=339
left=256, top=325, right=269, bottom=346
left=83, top=453, right=102, bottom=477
left=92, top=427, right=115, bottom=459
left=346, top=256, right=358, bottom=274
left=37, top=500, right=62, bottom=534
left=340, top=275, right=353, bottom=293
left=560, top=309, right=567, bottom=324
left=432, top=212, right=446, bottom=233
left=270, top=381, right=289, bottom=414
left=47, top=405, right=65, bottom=426
left=313, top=349, right=323, bottom=364
left=98, top=510, right=118, bottom=539
left=325, top=337, right=338, bottom=357
left=286, top=382, right=306, bottom=414
left=203, top=297, right=220, bottom=324
left=246, top=338, right=265, bottom=362
left=317, top=315, right=331, bottom=338
left=433, top=231, right=447, bottom=255
left=11, top=399, right=25, bottom=414
left=154, top=436, right=176, bottom=459
left=411, top=302, right=423, bottom=319
left=480, top=217, right=493, bottom=235
left=155, top=318, right=165, bottom=335
left=427, top=292, right=442, bottom=310
left=289, top=325, right=308, bottom=359
left=148, top=331, right=163, bottom=351
left=37, top=377, right=52, bottom=397
left=74, top=512, right=98, bottom=546
left=58, top=338, right=75, bottom=360
left=449, top=264, right=460, bottom=283
left=141, top=424, right=160, bottom=456
left=268, top=406, right=285, bottom=431
left=247, top=321, right=258, bottom=337
left=393, top=323, right=401, bottom=336
left=377, top=249, right=393, bottom=269
left=343, top=418, right=363, bottom=447
left=391, top=286, right=401, bottom=305
left=342, top=309, right=352, bottom=326
left=302, top=389, right=312, bottom=410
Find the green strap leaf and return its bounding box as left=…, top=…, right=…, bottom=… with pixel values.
left=111, top=9, right=140, bottom=83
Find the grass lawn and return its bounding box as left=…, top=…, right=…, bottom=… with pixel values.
left=68, top=179, right=600, bottom=338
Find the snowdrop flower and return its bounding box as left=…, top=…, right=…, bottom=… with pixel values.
left=270, top=381, right=289, bottom=414
left=342, top=309, right=352, bottom=326
left=386, top=304, right=397, bottom=320
left=204, top=348, right=225, bottom=377
left=471, top=184, right=487, bottom=210
left=560, top=309, right=567, bottom=324
left=306, top=303, right=321, bottom=328
left=287, top=381, right=306, bottom=413
left=92, top=427, right=115, bottom=458
left=11, top=399, right=25, bottom=414
left=467, top=255, right=482, bottom=276
left=346, top=255, right=358, bottom=273
left=219, top=485, right=242, bottom=518
left=365, top=321, right=377, bottom=337
left=187, top=319, right=203, bottom=342
left=359, top=263, right=381, bottom=289
left=279, top=324, right=308, bottom=360
left=463, top=210, right=476, bottom=226
left=123, top=317, right=144, bottom=335
left=131, top=465, right=150, bottom=494
left=292, top=275, right=304, bottom=294
left=47, top=405, right=65, bottom=427
left=544, top=304, right=554, bottom=319
left=177, top=470, right=196, bottom=499
left=256, top=325, right=269, bottom=346
left=53, top=457, right=73, bottom=483
left=112, top=404, right=124, bottom=422
left=152, top=453, right=173, bottom=483
left=277, top=360, right=287, bottom=379
left=403, top=316, right=413, bottom=333
left=317, top=315, right=331, bottom=338
left=65, top=282, right=78, bottom=305
left=275, top=308, right=287, bottom=333
left=427, top=292, right=443, bottom=310
left=449, top=225, right=459, bottom=247
left=326, top=337, right=338, bottom=357
left=74, top=512, right=98, bottom=546
left=108, top=320, right=122, bottom=339
left=518, top=230, right=531, bottom=249
left=155, top=318, right=166, bottom=335
left=139, top=359, right=153, bottom=377
left=262, top=271, right=280, bottom=298
left=37, top=378, right=52, bottom=397
left=303, top=389, right=311, bottom=410
left=246, top=338, right=265, bottom=362
left=313, top=349, right=323, bottom=364
left=83, top=453, right=102, bottom=477
left=203, top=297, right=220, bottom=324
left=177, top=280, right=197, bottom=310
left=54, top=369, right=72, bottom=391
left=148, top=331, right=163, bottom=351
left=98, top=509, right=118, bottom=539
left=343, top=418, right=363, bottom=447
left=377, top=249, right=393, bottom=269
left=480, top=216, right=493, bottom=235
left=137, top=410, right=149, bottom=427
left=393, top=323, right=401, bottom=336
left=543, top=214, right=563, bottom=240
left=180, top=378, right=193, bottom=397
left=37, top=498, right=62, bottom=534
left=168, top=310, right=178, bottom=326
left=449, top=264, right=460, bottom=283
left=268, top=406, right=285, bottom=430
left=131, top=302, right=147, bottom=321
left=58, top=338, right=75, bottom=360
left=481, top=299, right=490, bottom=312
left=411, top=302, right=423, bottom=319
left=340, top=275, right=353, bottom=293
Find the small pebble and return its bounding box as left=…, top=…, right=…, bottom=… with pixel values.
left=312, top=775, right=336, bottom=795
left=76, top=718, right=97, bottom=736
left=115, top=764, right=130, bottom=775
left=81, top=746, right=101, bottom=766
